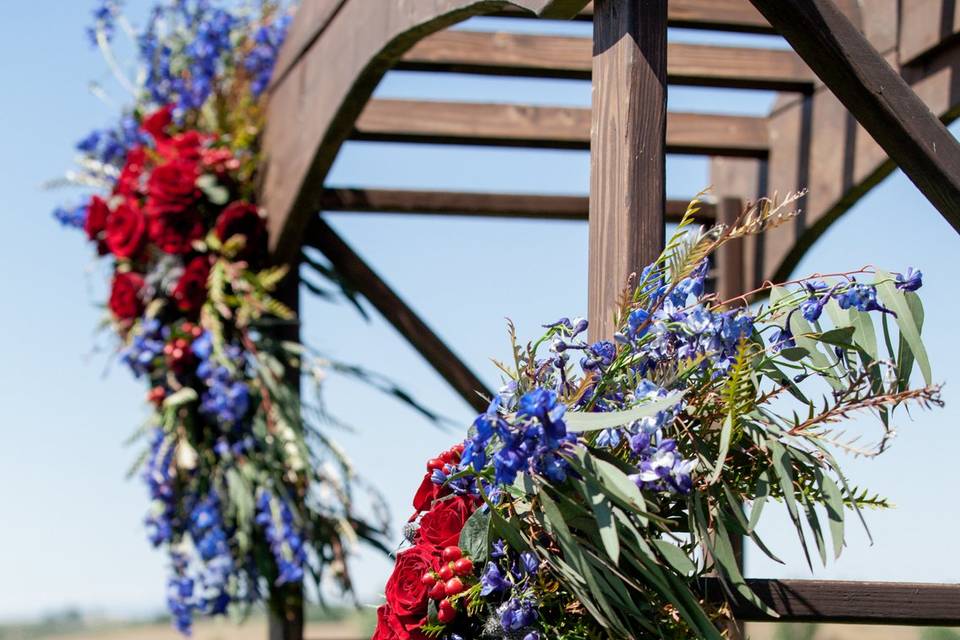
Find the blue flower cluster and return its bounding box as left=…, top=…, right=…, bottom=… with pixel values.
left=144, top=427, right=177, bottom=546
left=137, top=1, right=290, bottom=113
left=255, top=489, right=306, bottom=585
left=193, top=332, right=251, bottom=429
left=75, top=115, right=146, bottom=168
left=476, top=541, right=541, bottom=639
left=53, top=202, right=88, bottom=229
left=623, top=261, right=754, bottom=376
left=244, top=13, right=292, bottom=96
left=87, top=0, right=122, bottom=45
left=463, top=388, right=576, bottom=488
left=189, top=492, right=235, bottom=616
left=166, top=551, right=197, bottom=635
left=121, top=318, right=166, bottom=378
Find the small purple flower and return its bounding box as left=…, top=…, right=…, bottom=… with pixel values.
left=894, top=267, right=923, bottom=292
left=480, top=562, right=511, bottom=596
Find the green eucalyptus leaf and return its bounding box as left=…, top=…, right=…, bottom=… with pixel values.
left=459, top=508, right=490, bottom=564
left=565, top=392, right=684, bottom=432
left=875, top=269, right=931, bottom=385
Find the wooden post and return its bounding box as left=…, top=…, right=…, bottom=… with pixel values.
left=268, top=268, right=305, bottom=640
left=716, top=197, right=745, bottom=304
left=588, top=0, right=668, bottom=340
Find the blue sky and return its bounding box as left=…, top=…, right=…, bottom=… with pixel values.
left=1, top=2, right=958, bottom=622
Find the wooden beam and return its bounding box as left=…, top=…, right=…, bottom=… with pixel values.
left=703, top=578, right=960, bottom=625
left=494, top=0, right=775, bottom=33
left=899, top=0, right=960, bottom=65
left=588, top=0, right=668, bottom=341
left=304, top=218, right=491, bottom=413
left=399, top=31, right=814, bottom=90
left=318, top=188, right=715, bottom=222
left=748, top=0, right=960, bottom=234
left=353, top=99, right=769, bottom=157
left=263, top=0, right=588, bottom=263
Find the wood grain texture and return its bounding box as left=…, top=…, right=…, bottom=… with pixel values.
left=716, top=197, right=746, bottom=303
left=304, top=218, right=491, bottom=413
left=319, top=188, right=714, bottom=222
left=262, top=0, right=590, bottom=263
left=587, top=0, right=667, bottom=341
left=749, top=0, right=960, bottom=236
left=702, top=578, right=960, bottom=625
left=352, top=99, right=769, bottom=156
left=399, top=31, right=814, bottom=90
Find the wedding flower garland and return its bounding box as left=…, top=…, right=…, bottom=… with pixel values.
left=374, top=197, right=941, bottom=640
left=54, top=1, right=390, bottom=634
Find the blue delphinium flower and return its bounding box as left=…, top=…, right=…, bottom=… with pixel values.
left=244, top=13, right=293, bottom=96
left=75, top=116, right=145, bottom=169
left=630, top=438, right=697, bottom=494
left=122, top=318, right=166, bottom=378
left=193, top=334, right=251, bottom=429
left=87, top=0, right=122, bottom=45
left=189, top=492, right=235, bottom=615
left=770, top=324, right=795, bottom=352
left=480, top=561, right=511, bottom=596
left=143, top=427, right=177, bottom=546
left=166, top=551, right=197, bottom=635
left=894, top=267, right=923, bottom=292
left=255, top=489, right=306, bottom=585
left=499, top=597, right=538, bottom=632
left=581, top=340, right=616, bottom=370
left=53, top=202, right=88, bottom=229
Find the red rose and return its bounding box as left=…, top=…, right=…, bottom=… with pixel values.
left=201, top=147, right=240, bottom=175
left=141, top=105, right=173, bottom=140
left=412, top=473, right=447, bottom=513
left=157, top=131, right=206, bottom=163
left=105, top=200, right=146, bottom=259
left=417, top=496, right=477, bottom=549
left=172, top=256, right=210, bottom=315
left=384, top=545, right=439, bottom=630
left=114, top=146, right=148, bottom=198
left=146, top=159, right=200, bottom=218
left=85, top=195, right=109, bottom=241
left=109, top=271, right=145, bottom=320
left=148, top=210, right=205, bottom=255
left=214, top=201, right=267, bottom=262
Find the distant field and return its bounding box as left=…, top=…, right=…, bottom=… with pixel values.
left=747, top=623, right=960, bottom=640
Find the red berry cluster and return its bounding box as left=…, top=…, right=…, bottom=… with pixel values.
left=162, top=321, right=203, bottom=374
left=420, top=545, right=475, bottom=624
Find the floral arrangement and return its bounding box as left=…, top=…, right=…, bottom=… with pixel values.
left=374, top=196, right=940, bottom=640
left=53, top=1, right=399, bottom=634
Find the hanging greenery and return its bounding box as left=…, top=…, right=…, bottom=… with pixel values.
left=51, top=1, right=422, bottom=634
left=374, top=195, right=941, bottom=640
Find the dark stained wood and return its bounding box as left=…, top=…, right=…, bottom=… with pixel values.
left=319, top=188, right=715, bottom=223
left=587, top=0, right=667, bottom=341
left=748, top=0, right=960, bottom=235
left=716, top=197, right=746, bottom=303
left=263, top=0, right=587, bottom=263
left=899, top=0, right=960, bottom=65
left=399, top=31, right=814, bottom=90
left=700, top=578, right=960, bottom=625
left=352, top=99, right=769, bottom=157
left=303, top=218, right=491, bottom=413
left=494, top=0, right=775, bottom=32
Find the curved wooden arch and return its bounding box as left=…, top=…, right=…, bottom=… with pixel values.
left=261, top=0, right=590, bottom=264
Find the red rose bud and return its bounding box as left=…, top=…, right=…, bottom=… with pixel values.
left=428, top=581, right=446, bottom=601
left=453, top=557, right=474, bottom=575
left=437, top=600, right=457, bottom=624
left=426, top=458, right=444, bottom=471
left=440, top=450, right=455, bottom=464
left=442, top=546, right=462, bottom=562
left=438, top=563, right=454, bottom=581
left=420, top=571, right=437, bottom=587
left=443, top=577, right=464, bottom=597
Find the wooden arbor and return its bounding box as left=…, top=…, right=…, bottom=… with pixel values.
left=259, top=0, right=960, bottom=636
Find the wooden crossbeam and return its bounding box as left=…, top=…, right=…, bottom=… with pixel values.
left=352, top=99, right=769, bottom=157
left=304, top=218, right=491, bottom=413
left=493, top=0, right=774, bottom=33
left=399, top=31, right=814, bottom=90
left=318, top=188, right=715, bottom=223
left=748, top=0, right=960, bottom=234
left=706, top=578, right=960, bottom=625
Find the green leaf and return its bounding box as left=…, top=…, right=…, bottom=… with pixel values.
left=769, top=439, right=812, bottom=569
left=779, top=347, right=810, bottom=362
left=459, top=508, right=490, bottom=564
left=748, top=471, right=770, bottom=533
left=651, top=539, right=695, bottom=576
left=565, top=392, right=684, bottom=431
left=709, top=414, right=733, bottom=484
left=163, top=387, right=198, bottom=408
left=875, top=269, right=931, bottom=385
left=586, top=483, right=620, bottom=565
left=817, top=469, right=845, bottom=560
